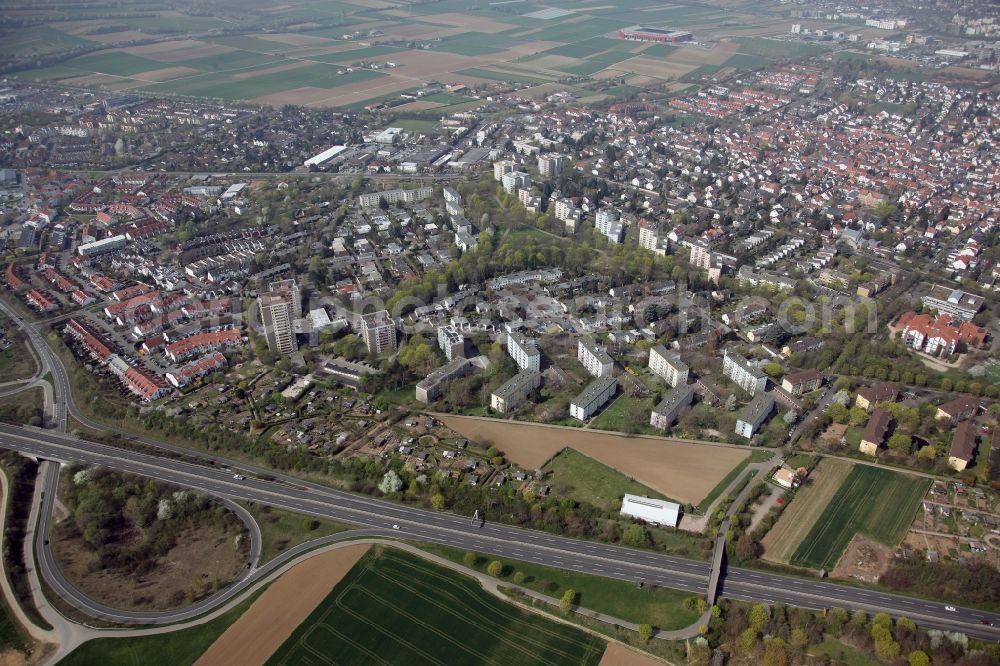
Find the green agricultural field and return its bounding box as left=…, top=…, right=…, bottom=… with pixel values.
left=544, top=38, right=626, bottom=59
left=61, top=52, right=168, bottom=77
left=641, top=43, right=678, bottom=58
left=735, top=37, right=825, bottom=59
left=456, top=68, right=551, bottom=85
left=177, top=50, right=282, bottom=72
left=142, top=65, right=385, bottom=100
left=311, top=45, right=407, bottom=64
left=790, top=466, right=930, bottom=570
left=563, top=50, right=636, bottom=76
left=725, top=53, right=770, bottom=70
left=266, top=548, right=606, bottom=666
left=434, top=32, right=513, bottom=56
left=0, top=26, right=94, bottom=56
left=544, top=447, right=669, bottom=508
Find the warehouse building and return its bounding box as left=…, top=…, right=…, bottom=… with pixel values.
left=621, top=494, right=680, bottom=528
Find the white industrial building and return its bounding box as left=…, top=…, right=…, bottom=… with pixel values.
left=77, top=235, right=127, bottom=257
left=621, top=494, right=680, bottom=528
left=303, top=145, right=348, bottom=167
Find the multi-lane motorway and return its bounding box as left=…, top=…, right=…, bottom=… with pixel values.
left=2, top=424, right=999, bottom=640
left=1, top=297, right=999, bottom=640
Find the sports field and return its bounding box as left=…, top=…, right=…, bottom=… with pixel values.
left=789, top=465, right=930, bottom=571
left=266, top=547, right=606, bottom=666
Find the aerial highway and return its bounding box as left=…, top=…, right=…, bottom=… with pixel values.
left=1, top=301, right=998, bottom=640
left=3, top=424, right=1000, bottom=640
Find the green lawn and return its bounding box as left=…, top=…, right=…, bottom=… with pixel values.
left=60, top=589, right=263, bottom=665
left=808, top=638, right=878, bottom=666
left=544, top=447, right=669, bottom=509
left=586, top=394, right=659, bottom=435
left=247, top=504, right=354, bottom=565
left=422, top=543, right=701, bottom=630
left=0, top=591, right=26, bottom=656
left=791, top=466, right=930, bottom=570
left=266, top=547, right=606, bottom=666
left=0, top=338, right=36, bottom=382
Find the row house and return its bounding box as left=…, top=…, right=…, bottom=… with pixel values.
left=166, top=352, right=228, bottom=388
left=164, top=328, right=243, bottom=363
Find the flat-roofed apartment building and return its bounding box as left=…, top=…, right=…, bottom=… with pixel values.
left=578, top=338, right=613, bottom=377
left=437, top=324, right=466, bottom=361
left=735, top=394, right=775, bottom=439
left=921, top=284, right=985, bottom=322
left=360, top=310, right=397, bottom=354
left=491, top=370, right=541, bottom=414
left=649, top=345, right=689, bottom=387
left=649, top=385, right=694, bottom=431
left=506, top=331, right=540, bottom=371
left=570, top=376, right=617, bottom=421
left=722, top=351, right=767, bottom=396
left=415, top=358, right=472, bottom=403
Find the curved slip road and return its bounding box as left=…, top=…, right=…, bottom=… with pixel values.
left=3, top=425, right=1000, bottom=641
left=1, top=301, right=999, bottom=642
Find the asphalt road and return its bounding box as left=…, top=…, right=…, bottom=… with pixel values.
left=4, top=425, right=1000, bottom=640
left=3, top=301, right=1000, bottom=640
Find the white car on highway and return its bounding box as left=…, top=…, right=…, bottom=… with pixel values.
left=945, top=606, right=957, bottom=612
left=233, top=474, right=245, bottom=480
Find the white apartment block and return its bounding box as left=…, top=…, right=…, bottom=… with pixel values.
left=689, top=239, right=711, bottom=269
left=506, top=331, right=540, bottom=371
left=648, top=345, right=688, bottom=387
left=357, top=187, right=433, bottom=208
left=638, top=221, right=659, bottom=252
left=437, top=325, right=465, bottom=361
left=570, top=376, right=617, bottom=421
left=360, top=310, right=397, bottom=354
left=493, top=160, right=514, bottom=181
left=595, top=209, right=623, bottom=243
left=501, top=170, right=531, bottom=194
left=537, top=153, right=563, bottom=177
left=578, top=338, right=613, bottom=377
left=650, top=385, right=694, bottom=431
left=723, top=350, right=767, bottom=396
